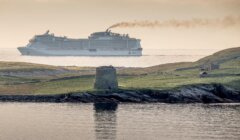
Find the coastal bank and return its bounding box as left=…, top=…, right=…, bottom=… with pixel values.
left=0, top=84, right=239, bottom=104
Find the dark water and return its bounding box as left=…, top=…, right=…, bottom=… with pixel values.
left=0, top=103, right=239, bottom=140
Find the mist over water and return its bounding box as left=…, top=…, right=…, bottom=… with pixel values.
left=0, top=48, right=219, bottom=67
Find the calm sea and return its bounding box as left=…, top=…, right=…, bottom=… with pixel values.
left=0, top=103, right=239, bottom=140
left=0, top=48, right=219, bottom=67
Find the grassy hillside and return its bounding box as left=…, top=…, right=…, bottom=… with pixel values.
left=0, top=61, right=56, bottom=71
left=0, top=47, right=239, bottom=95
left=197, top=47, right=240, bottom=65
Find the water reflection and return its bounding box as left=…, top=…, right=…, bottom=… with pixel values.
left=0, top=103, right=240, bottom=140
left=94, top=102, right=118, bottom=140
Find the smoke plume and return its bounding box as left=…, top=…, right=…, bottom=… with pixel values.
left=108, top=16, right=240, bottom=29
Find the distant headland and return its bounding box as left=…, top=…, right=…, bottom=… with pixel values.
left=0, top=47, right=239, bottom=103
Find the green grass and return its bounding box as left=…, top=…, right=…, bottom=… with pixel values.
left=32, top=76, right=95, bottom=94
left=0, top=68, right=239, bottom=95
left=118, top=70, right=240, bottom=90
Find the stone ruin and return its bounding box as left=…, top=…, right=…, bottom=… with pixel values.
left=200, top=63, right=220, bottom=71
left=94, top=66, right=118, bottom=90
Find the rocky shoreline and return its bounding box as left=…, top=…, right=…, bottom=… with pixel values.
left=0, top=84, right=239, bottom=104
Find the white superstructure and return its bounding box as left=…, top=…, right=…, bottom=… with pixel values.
left=18, top=30, right=142, bottom=56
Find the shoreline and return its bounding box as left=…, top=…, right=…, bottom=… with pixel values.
left=0, top=84, right=239, bottom=104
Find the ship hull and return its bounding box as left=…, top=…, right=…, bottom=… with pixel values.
left=17, top=30, right=143, bottom=56
left=18, top=47, right=142, bottom=56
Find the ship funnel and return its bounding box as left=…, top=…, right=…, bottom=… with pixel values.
left=44, top=30, right=50, bottom=35
left=106, top=29, right=111, bottom=32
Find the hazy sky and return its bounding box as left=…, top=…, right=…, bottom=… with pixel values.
left=0, top=0, right=240, bottom=50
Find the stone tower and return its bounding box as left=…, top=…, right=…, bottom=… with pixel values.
left=94, top=66, right=118, bottom=90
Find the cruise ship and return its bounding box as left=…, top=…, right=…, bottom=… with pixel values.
left=18, top=30, right=142, bottom=56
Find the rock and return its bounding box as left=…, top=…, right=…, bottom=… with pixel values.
left=111, top=92, right=142, bottom=102
left=68, top=93, right=95, bottom=102
left=0, top=84, right=239, bottom=104
left=211, top=84, right=240, bottom=101
left=178, top=86, right=224, bottom=103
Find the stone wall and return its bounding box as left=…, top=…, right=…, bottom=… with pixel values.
left=94, top=66, right=118, bottom=90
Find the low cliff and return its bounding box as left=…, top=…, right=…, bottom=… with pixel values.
left=0, top=84, right=239, bottom=104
